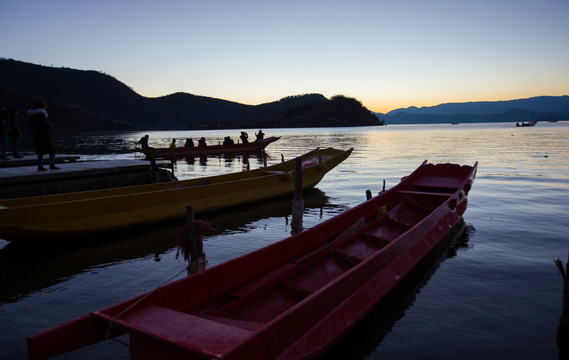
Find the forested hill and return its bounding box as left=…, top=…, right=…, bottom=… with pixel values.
left=0, top=59, right=381, bottom=131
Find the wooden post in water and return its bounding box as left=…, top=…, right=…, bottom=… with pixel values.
left=149, top=156, right=159, bottom=183
left=291, top=157, right=304, bottom=234
left=170, top=150, right=175, bottom=177
left=185, top=206, right=198, bottom=263
left=555, top=245, right=569, bottom=359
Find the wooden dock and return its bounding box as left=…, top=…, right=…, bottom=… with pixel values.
left=0, top=156, right=173, bottom=199
left=0, top=154, right=80, bottom=169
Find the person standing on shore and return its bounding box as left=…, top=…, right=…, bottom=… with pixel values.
left=0, top=108, right=8, bottom=160
left=7, top=108, right=22, bottom=158
left=27, top=100, right=59, bottom=171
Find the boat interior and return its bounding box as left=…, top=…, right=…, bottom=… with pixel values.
left=100, top=170, right=469, bottom=355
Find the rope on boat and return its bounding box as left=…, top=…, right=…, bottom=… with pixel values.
left=105, top=266, right=189, bottom=339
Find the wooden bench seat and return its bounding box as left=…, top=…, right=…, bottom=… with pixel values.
left=108, top=305, right=254, bottom=356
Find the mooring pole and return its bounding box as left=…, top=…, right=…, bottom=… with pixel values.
left=291, top=157, right=304, bottom=234
left=556, top=245, right=569, bottom=359
left=149, top=156, right=159, bottom=183
left=185, top=205, right=198, bottom=263
left=170, top=150, right=175, bottom=177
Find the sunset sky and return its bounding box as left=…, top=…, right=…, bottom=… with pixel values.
left=2, top=0, right=568, bottom=113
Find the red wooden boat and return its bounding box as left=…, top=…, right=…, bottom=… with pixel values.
left=135, top=136, right=280, bottom=158
left=28, top=160, right=477, bottom=360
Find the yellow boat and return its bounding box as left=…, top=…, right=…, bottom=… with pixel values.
left=0, top=148, right=352, bottom=241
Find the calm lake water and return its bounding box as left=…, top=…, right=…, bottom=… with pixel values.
left=1, top=122, right=568, bottom=359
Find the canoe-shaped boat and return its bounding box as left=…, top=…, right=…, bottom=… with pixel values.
left=0, top=147, right=351, bottom=241
left=136, top=136, right=280, bottom=158
left=27, top=160, right=477, bottom=360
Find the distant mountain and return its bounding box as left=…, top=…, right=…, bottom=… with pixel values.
left=0, top=59, right=381, bottom=131
left=378, top=96, right=569, bottom=124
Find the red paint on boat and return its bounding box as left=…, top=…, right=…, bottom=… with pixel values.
left=28, top=161, right=477, bottom=360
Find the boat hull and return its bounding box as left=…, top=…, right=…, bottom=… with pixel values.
left=28, top=161, right=477, bottom=360
left=0, top=147, right=351, bottom=241
left=136, top=137, right=280, bottom=158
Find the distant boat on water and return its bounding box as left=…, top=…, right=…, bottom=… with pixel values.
left=516, top=121, right=537, bottom=127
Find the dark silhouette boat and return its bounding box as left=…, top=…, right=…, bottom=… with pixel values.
left=516, top=121, right=537, bottom=127
left=136, top=136, right=280, bottom=158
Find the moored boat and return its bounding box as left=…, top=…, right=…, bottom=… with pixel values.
left=27, top=160, right=477, bottom=360
left=135, top=136, right=280, bottom=158
left=0, top=147, right=351, bottom=241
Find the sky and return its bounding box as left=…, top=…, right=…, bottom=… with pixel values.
left=1, top=0, right=568, bottom=113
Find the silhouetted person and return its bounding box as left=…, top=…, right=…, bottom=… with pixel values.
left=184, top=138, right=194, bottom=147
left=0, top=108, right=7, bottom=160
left=240, top=131, right=249, bottom=144
left=27, top=100, right=58, bottom=171
left=138, top=134, right=152, bottom=149
left=255, top=129, right=265, bottom=142
left=169, top=138, right=177, bottom=148
left=7, top=108, right=22, bottom=158
left=198, top=137, right=207, bottom=147
left=223, top=136, right=234, bottom=145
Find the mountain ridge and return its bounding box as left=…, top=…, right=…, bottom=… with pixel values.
left=0, top=59, right=380, bottom=130
left=378, top=96, right=569, bottom=124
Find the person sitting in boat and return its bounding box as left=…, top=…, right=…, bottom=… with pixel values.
left=255, top=129, right=265, bottom=142
left=137, top=135, right=152, bottom=149
left=198, top=137, right=207, bottom=147
left=223, top=136, right=234, bottom=145
left=184, top=138, right=194, bottom=148
left=240, top=131, right=249, bottom=144
left=169, top=139, right=177, bottom=148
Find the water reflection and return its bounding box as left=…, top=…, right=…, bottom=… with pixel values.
left=4, top=123, right=568, bottom=359
left=0, top=189, right=336, bottom=304
left=322, top=219, right=475, bottom=360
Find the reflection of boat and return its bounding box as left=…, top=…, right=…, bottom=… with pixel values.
left=136, top=137, right=280, bottom=158
left=28, top=161, right=477, bottom=360
left=0, top=147, right=351, bottom=241
left=323, top=219, right=474, bottom=359
left=0, top=189, right=337, bottom=304
left=516, top=121, right=537, bottom=127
